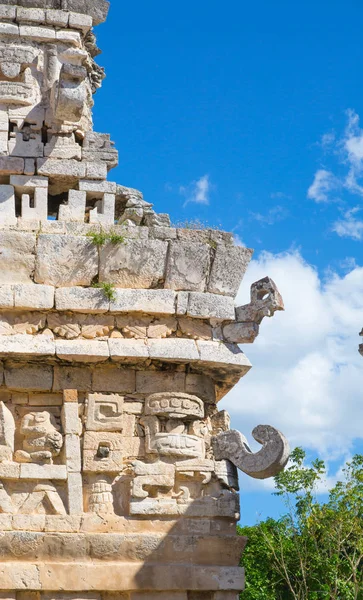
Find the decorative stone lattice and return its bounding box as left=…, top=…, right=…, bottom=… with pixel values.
left=0, top=1, right=290, bottom=599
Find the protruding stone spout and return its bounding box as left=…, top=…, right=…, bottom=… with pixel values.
left=223, top=277, right=285, bottom=343
left=212, top=424, right=290, bottom=479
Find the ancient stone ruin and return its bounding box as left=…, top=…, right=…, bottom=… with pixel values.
left=0, top=1, right=289, bottom=598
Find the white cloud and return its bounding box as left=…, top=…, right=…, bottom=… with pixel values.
left=221, top=251, right=363, bottom=470
left=179, top=174, right=211, bottom=207
left=233, top=234, right=245, bottom=247
left=333, top=207, right=363, bottom=240
left=306, top=110, right=363, bottom=238
left=250, top=205, right=289, bottom=225
left=307, top=169, right=338, bottom=203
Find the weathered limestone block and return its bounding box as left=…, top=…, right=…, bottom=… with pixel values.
left=55, top=287, right=109, bottom=313
left=89, top=193, right=116, bottom=226
left=208, top=246, right=253, bottom=297
left=165, top=242, right=211, bottom=292
left=92, top=366, right=136, bottom=393
left=58, top=190, right=87, bottom=222
left=0, top=334, right=55, bottom=357
left=0, top=286, right=14, bottom=308
left=53, top=365, right=92, bottom=391
left=0, top=157, right=24, bottom=175
left=0, top=185, right=16, bottom=226
left=56, top=339, right=109, bottom=362
left=35, top=235, right=98, bottom=287
left=187, top=292, right=235, bottom=321
left=223, top=322, right=259, bottom=344
left=108, top=338, right=149, bottom=361
left=5, top=364, right=53, bottom=391
left=110, top=289, right=176, bottom=315
left=99, top=240, right=168, bottom=288
left=45, top=8, right=68, bottom=27
left=79, top=180, right=117, bottom=194
left=62, top=0, right=110, bottom=25
left=0, top=232, right=36, bottom=284
left=0, top=6, right=16, bottom=20
left=14, top=283, right=54, bottom=309
left=148, top=338, right=199, bottom=361
left=136, top=371, right=186, bottom=394
left=197, top=340, right=252, bottom=370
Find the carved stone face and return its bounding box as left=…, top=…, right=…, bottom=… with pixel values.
left=0, top=35, right=94, bottom=135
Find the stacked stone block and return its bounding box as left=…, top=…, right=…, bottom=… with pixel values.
left=0, top=1, right=289, bottom=598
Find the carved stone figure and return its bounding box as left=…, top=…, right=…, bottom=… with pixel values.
left=14, top=411, right=63, bottom=464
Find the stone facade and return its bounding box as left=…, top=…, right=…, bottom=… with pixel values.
left=0, top=1, right=289, bottom=598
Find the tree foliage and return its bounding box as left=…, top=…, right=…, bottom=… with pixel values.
left=238, top=448, right=363, bottom=599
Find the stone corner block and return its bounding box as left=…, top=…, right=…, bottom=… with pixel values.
left=197, top=340, right=252, bottom=372
left=208, top=246, right=254, bottom=297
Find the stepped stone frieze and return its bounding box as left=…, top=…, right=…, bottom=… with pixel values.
left=0, top=1, right=290, bottom=599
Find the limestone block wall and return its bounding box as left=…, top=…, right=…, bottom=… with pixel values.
left=0, top=1, right=289, bottom=597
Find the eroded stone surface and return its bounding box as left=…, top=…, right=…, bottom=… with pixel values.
left=35, top=236, right=98, bottom=287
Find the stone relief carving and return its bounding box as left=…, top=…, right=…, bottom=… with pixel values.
left=14, top=411, right=63, bottom=464
left=0, top=386, right=289, bottom=519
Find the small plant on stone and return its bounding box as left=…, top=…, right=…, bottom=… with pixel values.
left=86, top=229, right=109, bottom=246
left=87, top=228, right=126, bottom=246
left=92, top=282, right=117, bottom=302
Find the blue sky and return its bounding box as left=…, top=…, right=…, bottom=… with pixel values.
left=94, top=0, right=363, bottom=524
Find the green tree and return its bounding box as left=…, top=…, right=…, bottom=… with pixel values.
left=238, top=449, right=363, bottom=599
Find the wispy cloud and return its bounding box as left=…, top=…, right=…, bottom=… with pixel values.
left=179, top=174, right=211, bottom=207
left=250, top=205, right=289, bottom=226
left=333, top=207, right=363, bottom=240
left=225, top=251, right=363, bottom=464
left=307, top=169, right=338, bottom=203
left=307, top=109, right=363, bottom=239
left=270, top=191, right=291, bottom=200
